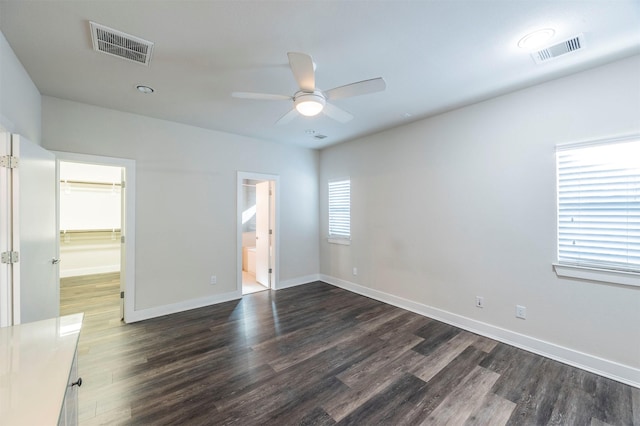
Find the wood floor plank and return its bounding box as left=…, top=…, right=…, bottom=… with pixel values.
left=335, top=372, right=430, bottom=425
left=470, top=333, right=499, bottom=353
left=237, top=376, right=346, bottom=426
left=591, top=418, right=615, bottom=426
left=216, top=333, right=387, bottom=413
left=397, top=346, right=490, bottom=424
left=298, top=407, right=337, bottom=426
left=409, top=330, right=478, bottom=383
left=633, top=387, right=640, bottom=425
left=505, top=357, right=565, bottom=425
left=412, top=319, right=462, bottom=357
left=323, top=348, right=427, bottom=421
left=336, top=330, right=423, bottom=388
left=592, top=374, right=635, bottom=425
left=59, top=275, right=637, bottom=425
left=358, top=309, right=427, bottom=340
left=421, top=366, right=501, bottom=425
left=464, top=392, right=516, bottom=426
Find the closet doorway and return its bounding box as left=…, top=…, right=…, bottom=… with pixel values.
left=237, top=172, right=279, bottom=295
left=59, top=161, right=123, bottom=321
left=54, top=152, right=136, bottom=323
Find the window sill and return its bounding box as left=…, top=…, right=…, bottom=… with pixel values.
left=328, top=237, right=351, bottom=246
left=553, top=263, right=640, bottom=288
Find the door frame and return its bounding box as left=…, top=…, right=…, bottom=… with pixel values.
left=236, top=172, right=279, bottom=293
left=53, top=151, right=136, bottom=323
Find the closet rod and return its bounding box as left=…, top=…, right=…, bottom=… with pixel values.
left=61, top=180, right=121, bottom=187
left=60, top=229, right=121, bottom=234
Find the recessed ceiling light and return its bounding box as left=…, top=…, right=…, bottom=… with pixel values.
left=136, top=85, right=154, bottom=94
left=518, top=28, right=555, bottom=50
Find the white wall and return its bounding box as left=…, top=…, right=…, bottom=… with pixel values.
left=42, top=96, right=320, bottom=311
left=59, top=162, right=122, bottom=277
left=0, top=31, right=41, bottom=143
left=60, top=231, right=120, bottom=278
left=319, top=56, right=640, bottom=381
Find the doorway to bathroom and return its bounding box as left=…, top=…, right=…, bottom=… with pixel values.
left=237, top=172, right=278, bottom=295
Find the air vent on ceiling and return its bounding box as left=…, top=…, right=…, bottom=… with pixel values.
left=314, top=134, right=328, bottom=140
left=90, top=21, right=154, bottom=66
left=532, top=34, right=584, bottom=64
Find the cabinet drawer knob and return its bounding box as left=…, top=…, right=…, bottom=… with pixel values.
left=71, top=377, right=82, bottom=387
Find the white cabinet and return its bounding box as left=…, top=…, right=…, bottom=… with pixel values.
left=59, top=348, right=80, bottom=426
left=0, top=313, right=83, bottom=425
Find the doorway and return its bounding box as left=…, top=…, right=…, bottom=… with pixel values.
left=53, top=151, right=136, bottom=322
left=237, top=172, right=279, bottom=295
left=58, top=161, right=123, bottom=320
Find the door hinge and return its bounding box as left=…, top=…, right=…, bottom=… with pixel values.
left=120, top=291, right=124, bottom=299
left=121, top=235, right=125, bottom=243
left=268, top=268, right=272, bottom=274
left=269, top=229, right=273, bottom=235
left=0, top=155, right=18, bottom=169
left=1, top=251, right=19, bottom=264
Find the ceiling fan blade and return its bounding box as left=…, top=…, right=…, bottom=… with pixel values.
left=275, top=109, right=299, bottom=126
left=323, top=102, right=354, bottom=123
left=287, top=52, right=315, bottom=92
left=232, top=92, right=291, bottom=101
left=325, top=77, right=386, bottom=100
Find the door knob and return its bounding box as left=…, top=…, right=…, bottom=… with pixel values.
left=51, top=258, right=61, bottom=264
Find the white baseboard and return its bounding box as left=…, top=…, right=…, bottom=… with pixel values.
left=125, top=290, right=242, bottom=323
left=320, top=274, right=640, bottom=389
left=60, top=265, right=120, bottom=278
left=124, top=273, right=323, bottom=323
left=275, top=274, right=321, bottom=290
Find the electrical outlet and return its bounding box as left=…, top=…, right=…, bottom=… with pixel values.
left=475, top=296, right=484, bottom=308
left=516, top=305, right=526, bottom=319
left=353, top=267, right=358, bottom=276
left=210, top=275, right=217, bottom=285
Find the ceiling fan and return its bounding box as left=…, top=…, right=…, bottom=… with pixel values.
left=232, top=52, right=386, bottom=125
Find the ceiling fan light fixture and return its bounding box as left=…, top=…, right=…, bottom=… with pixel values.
left=294, top=92, right=326, bottom=116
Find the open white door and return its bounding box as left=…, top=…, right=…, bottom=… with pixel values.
left=120, top=168, right=126, bottom=319
left=269, top=181, right=276, bottom=282
left=255, top=181, right=270, bottom=287
left=12, top=134, right=58, bottom=324
left=0, top=128, right=12, bottom=327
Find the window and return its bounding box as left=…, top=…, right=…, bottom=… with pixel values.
left=555, top=137, right=640, bottom=285
left=328, top=178, right=350, bottom=244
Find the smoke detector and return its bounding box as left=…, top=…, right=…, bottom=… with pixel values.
left=532, top=34, right=584, bottom=64
left=90, top=21, right=154, bottom=66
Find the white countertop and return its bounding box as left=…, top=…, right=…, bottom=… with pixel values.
left=0, top=313, right=83, bottom=426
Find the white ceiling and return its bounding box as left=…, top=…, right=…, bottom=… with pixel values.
left=1, top=1, right=639, bottom=149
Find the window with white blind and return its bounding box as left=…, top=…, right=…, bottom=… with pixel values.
left=328, top=178, right=351, bottom=244
left=555, top=137, right=640, bottom=286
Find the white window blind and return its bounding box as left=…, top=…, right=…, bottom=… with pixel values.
left=328, top=178, right=350, bottom=239
left=556, top=139, right=640, bottom=273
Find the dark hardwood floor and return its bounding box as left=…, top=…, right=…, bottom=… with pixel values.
left=60, top=274, right=640, bottom=425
